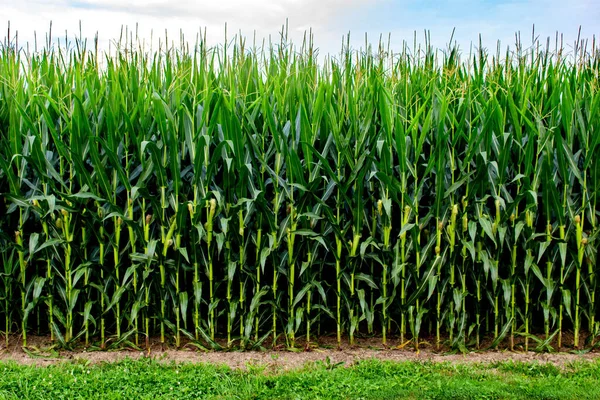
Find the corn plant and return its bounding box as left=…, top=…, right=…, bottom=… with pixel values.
left=0, top=27, right=598, bottom=352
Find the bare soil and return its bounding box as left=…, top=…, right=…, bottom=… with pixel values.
left=1, top=334, right=598, bottom=370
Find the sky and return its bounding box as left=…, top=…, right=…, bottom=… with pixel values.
left=1, top=0, right=599, bottom=57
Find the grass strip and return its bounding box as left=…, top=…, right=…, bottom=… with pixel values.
left=0, top=358, right=598, bottom=399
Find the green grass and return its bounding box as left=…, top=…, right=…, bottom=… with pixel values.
left=0, top=358, right=599, bottom=399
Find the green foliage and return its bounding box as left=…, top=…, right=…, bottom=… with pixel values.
left=0, top=27, right=599, bottom=350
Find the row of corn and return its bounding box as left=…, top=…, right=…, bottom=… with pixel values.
left=0, top=28, right=599, bottom=350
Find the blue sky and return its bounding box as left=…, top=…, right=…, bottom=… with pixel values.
left=2, top=0, right=598, bottom=56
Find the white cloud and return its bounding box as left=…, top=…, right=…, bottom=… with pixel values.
left=1, top=0, right=375, bottom=54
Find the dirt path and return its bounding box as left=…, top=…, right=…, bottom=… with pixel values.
left=1, top=335, right=599, bottom=369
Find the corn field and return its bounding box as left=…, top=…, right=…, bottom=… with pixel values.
left=0, top=27, right=599, bottom=351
